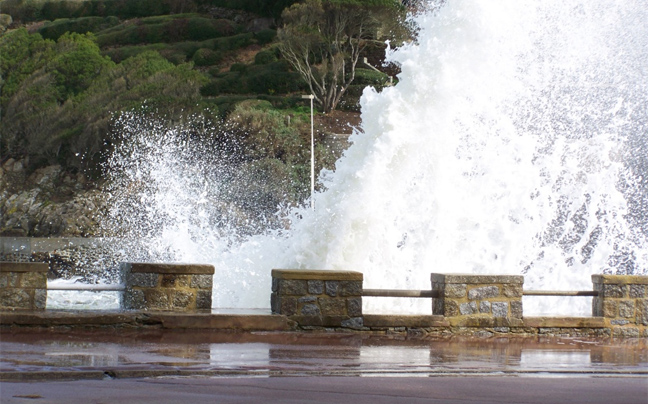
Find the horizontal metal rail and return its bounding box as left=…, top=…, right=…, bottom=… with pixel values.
left=523, top=290, right=598, bottom=297
left=363, top=289, right=598, bottom=298
left=47, top=284, right=125, bottom=292
left=362, top=289, right=440, bottom=298
left=46, top=286, right=597, bottom=296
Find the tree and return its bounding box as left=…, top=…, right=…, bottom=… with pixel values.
left=51, top=33, right=115, bottom=100
left=278, top=0, right=407, bottom=113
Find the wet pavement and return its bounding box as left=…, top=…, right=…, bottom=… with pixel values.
left=1, top=331, right=647, bottom=403
left=2, top=376, right=647, bottom=404
left=1, top=330, right=647, bottom=377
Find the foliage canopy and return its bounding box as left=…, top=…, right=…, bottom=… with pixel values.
left=278, top=0, right=407, bottom=112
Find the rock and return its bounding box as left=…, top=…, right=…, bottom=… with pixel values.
left=468, top=286, right=500, bottom=300
left=341, top=317, right=364, bottom=330
left=1, top=160, right=106, bottom=237
left=301, top=303, right=321, bottom=316
left=492, top=302, right=509, bottom=317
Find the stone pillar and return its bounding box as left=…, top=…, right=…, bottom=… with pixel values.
left=271, top=269, right=363, bottom=329
left=431, top=273, right=524, bottom=324
left=121, top=263, right=214, bottom=311
left=0, top=262, right=48, bottom=310
left=592, top=275, right=648, bottom=337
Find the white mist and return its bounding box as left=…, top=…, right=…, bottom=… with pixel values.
left=101, top=0, right=647, bottom=316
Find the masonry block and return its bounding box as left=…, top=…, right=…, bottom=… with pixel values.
left=121, top=262, right=214, bottom=312
left=0, top=262, right=48, bottom=310
left=431, top=273, right=524, bottom=321
left=271, top=269, right=363, bottom=328
left=592, top=275, right=648, bottom=332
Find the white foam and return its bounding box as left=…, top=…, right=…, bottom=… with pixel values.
left=99, top=0, right=648, bottom=315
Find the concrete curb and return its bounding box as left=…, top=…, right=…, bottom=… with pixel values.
left=0, top=311, right=297, bottom=331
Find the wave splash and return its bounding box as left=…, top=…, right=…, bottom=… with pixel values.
left=102, top=0, right=648, bottom=315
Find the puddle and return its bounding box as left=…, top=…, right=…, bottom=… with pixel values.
left=1, top=331, right=646, bottom=376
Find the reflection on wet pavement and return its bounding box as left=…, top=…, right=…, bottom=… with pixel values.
left=1, top=331, right=646, bottom=376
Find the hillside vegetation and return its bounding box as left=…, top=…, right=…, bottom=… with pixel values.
left=0, top=0, right=398, bottom=236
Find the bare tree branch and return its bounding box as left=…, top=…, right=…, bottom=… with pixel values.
left=278, top=0, right=407, bottom=113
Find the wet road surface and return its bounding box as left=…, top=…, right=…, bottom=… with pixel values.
left=1, top=330, right=646, bottom=403
left=3, top=376, right=647, bottom=404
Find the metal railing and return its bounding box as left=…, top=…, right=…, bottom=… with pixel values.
left=362, top=289, right=439, bottom=298
left=48, top=285, right=599, bottom=296
left=523, top=290, right=598, bottom=297
left=362, top=289, right=598, bottom=297
left=47, top=284, right=125, bottom=292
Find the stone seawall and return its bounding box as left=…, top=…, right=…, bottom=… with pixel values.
left=269, top=270, right=648, bottom=338
left=0, top=262, right=48, bottom=310
left=121, top=263, right=214, bottom=312
left=1, top=311, right=646, bottom=338
left=1, top=252, right=647, bottom=337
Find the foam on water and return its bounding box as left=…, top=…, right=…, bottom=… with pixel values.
left=96, top=0, right=647, bottom=315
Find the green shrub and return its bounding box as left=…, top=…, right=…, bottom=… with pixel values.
left=102, top=0, right=172, bottom=19
left=103, top=43, right=169, bottom=63
left=254, top=29, right=276, bottom=45
left=118, top=51, right=175, bottom=81
left=256, top=95, right=301, bottom=110
left=267, top=59, right=292, bottom=72
left=202, top=60, right=306, bottom=96
left=139, top=13, right=198, bottom=24
left=254, top=49, right=277, bottom=65
left=200, top=79, right=223, bottom=96
left=171, top=41, right=201, bottom=57
left=227, top=102, right=305, bottom=164
left=0, top=28, right=56, bottom=108
left=193, top=0, right=299, bottom=19
left=96, top=16, right=244, bottom=48
left=1, top=0, right=42, bottom=22
left=186, top=18, right=236, bottom=41
left=192, top=48, right=222, bottom=66
left=51, top=33, right=115, bottom=99
left=39, top=16, right=120, bottom=41
left=40, top=1, right=83, bottom=20
left=230, top=63, right=246, bottom=73
left=246, top=69, right=305, bottom=94
left=210, top=95, right=252, bottom=116
left=213, top=33, right=253, bottom=51
left=338, top=84, right=365, bottom=111
left=158, top=48, right=188, bottom=64
left=0, top=14, right=14, bottom=31
left=200, top=73, right=240, bottom=96
left=236, top=99, right=273, bottom=111
left=96, top=25, right=137, bottom=47
left=35, top=0, right=176, bottom=20
left=352, top=68, right=390, bottom=86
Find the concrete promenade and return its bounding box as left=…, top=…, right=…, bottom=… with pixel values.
left=3, top=376, right=646, bottom=404
left=1, top=329, right=647, bottom=403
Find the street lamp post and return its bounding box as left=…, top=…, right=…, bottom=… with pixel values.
left=302, top=94, right=315, bottom=210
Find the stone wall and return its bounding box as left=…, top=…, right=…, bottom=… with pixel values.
left=269, top=270, right=647, bottom=336
left=0, top=262, right=48, bottom=310
left=271, top=269, right=363, bottom=329
left=431, top=273, right=524, bottom=327
left=592, top=274, right=648, bottom=337
left=2, top=265, right=647, bottom=337
left=121, top=263, right=214, bottom=311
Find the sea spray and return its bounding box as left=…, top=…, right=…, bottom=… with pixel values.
left=268, top=0, right=648, bottom=314
left=90, top=0, right=647, bottom=315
